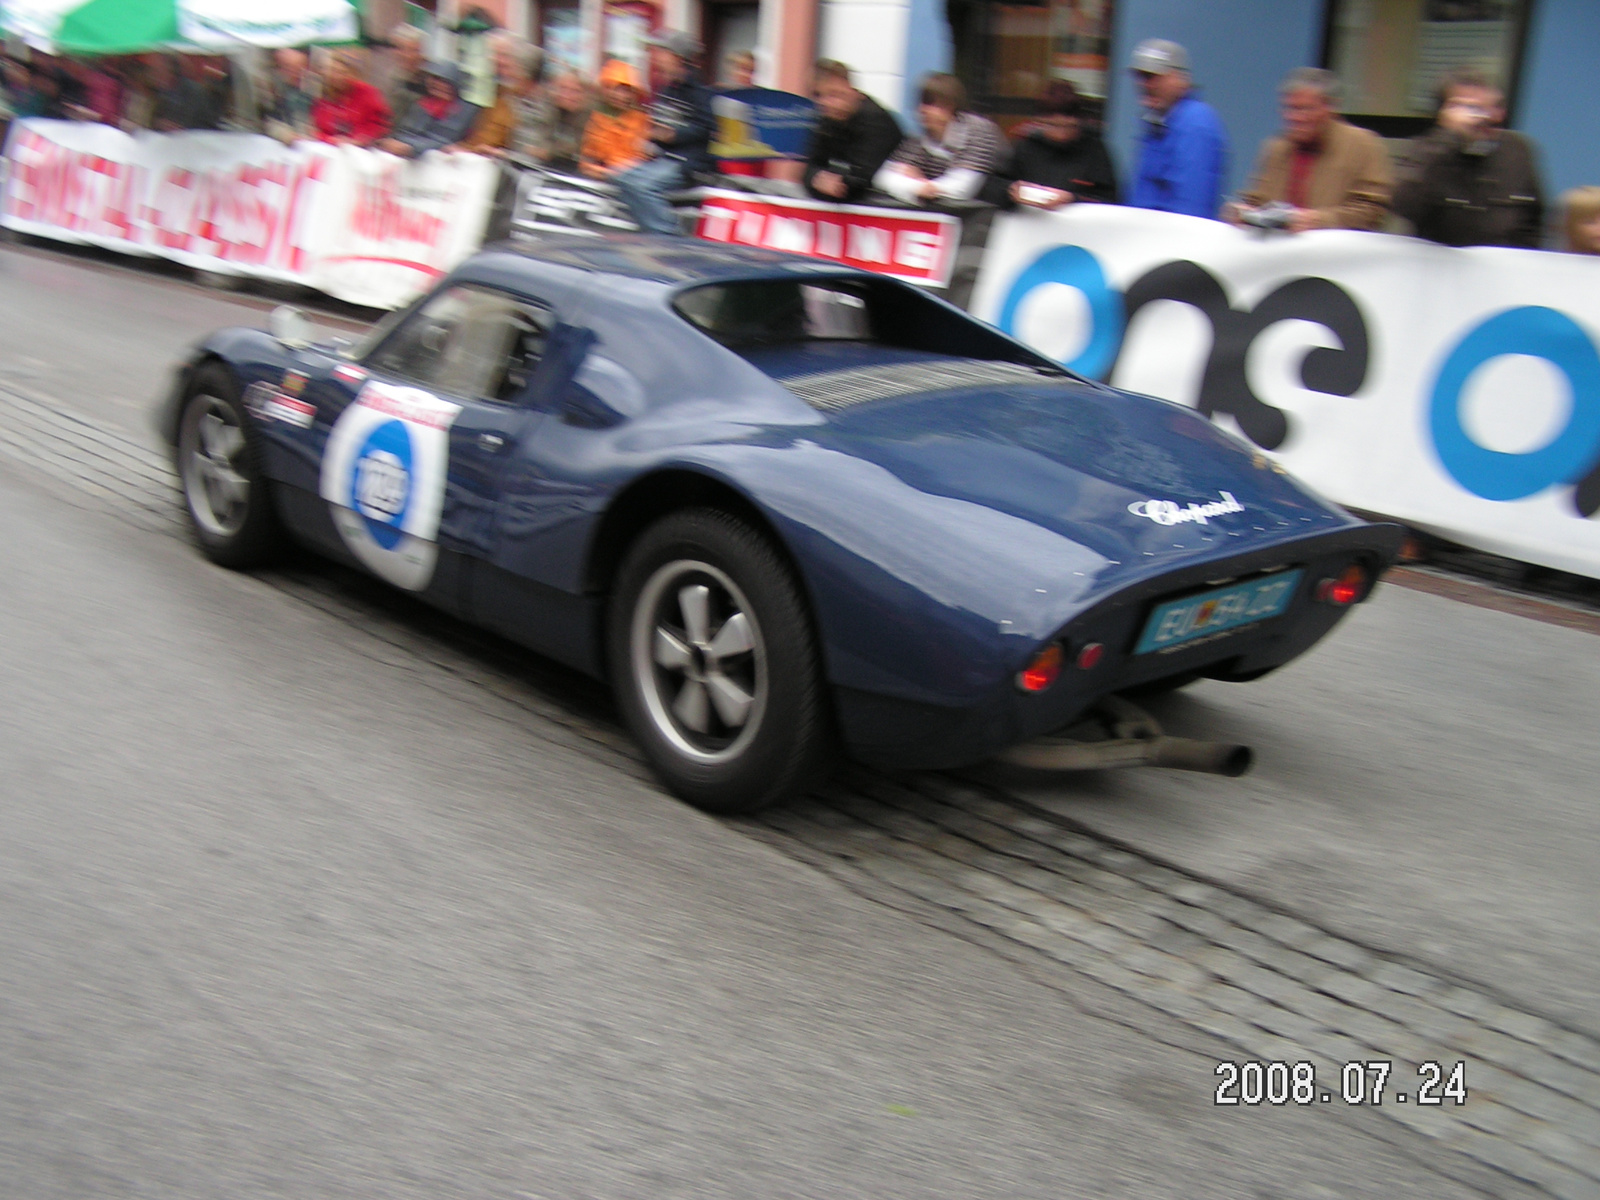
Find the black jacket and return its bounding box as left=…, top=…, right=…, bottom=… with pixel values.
left=154, top=74, right=228, bottom=131
left=649, top=73, right=715, bottom=175
left=984, top=128, right=1118, bottom=207
left=394, top=94, right=480, bottom=156
left=1394, top=127, right=1544, bottom=248
left=803, top=94, right=903, bottom=202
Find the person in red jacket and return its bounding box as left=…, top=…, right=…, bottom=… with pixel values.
left=311, top=50, right=392, bottom=147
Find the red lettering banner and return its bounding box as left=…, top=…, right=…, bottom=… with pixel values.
left=695, top=190, right=961, bottom=288
left=2, top=120, right=498, bottom=309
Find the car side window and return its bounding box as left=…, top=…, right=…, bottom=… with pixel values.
left=367, top=284, right=552, bottom=403
left=493, top=307, right=551, bottom=401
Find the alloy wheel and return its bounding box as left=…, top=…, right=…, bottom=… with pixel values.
left=630, top=558, right=768, bottom=764
left=181, top=395, right=252, bottom=538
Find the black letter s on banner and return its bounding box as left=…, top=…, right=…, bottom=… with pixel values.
left=1117, top=263, right=1371, bottom=452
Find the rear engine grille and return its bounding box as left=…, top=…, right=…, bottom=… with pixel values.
left=784, top=358, right=1064, bottom=412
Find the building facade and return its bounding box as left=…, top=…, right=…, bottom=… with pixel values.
left=1097, top=0, right=1599, bottom=207
left=363, top=0, right=1598, bottom=205
left=363, top=0, right=821, bottom=93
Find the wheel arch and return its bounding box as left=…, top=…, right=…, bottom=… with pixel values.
left=584, top=468, right=808, bottom=603
left=592, top=471, right=839, bottom=809
left=159, top=352, right=236, bottom=449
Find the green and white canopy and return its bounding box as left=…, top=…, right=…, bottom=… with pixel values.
left=2, top=0, right=360, bottom=55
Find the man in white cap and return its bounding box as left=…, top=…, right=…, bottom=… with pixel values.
left=1127, top=38, right=1228, bottom=219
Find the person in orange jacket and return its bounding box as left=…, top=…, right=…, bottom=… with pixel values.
left=580, top=60, right=650, bottom=179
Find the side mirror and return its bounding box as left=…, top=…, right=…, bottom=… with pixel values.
left=268, top=305, right=313, bottom=349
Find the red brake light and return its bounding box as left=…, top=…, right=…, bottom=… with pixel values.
left=1075, top=642, right=1104, bottom=670
left=1018, top=643, right=1064, bottom=692
left=1316, top=564, right=1368, bottom=606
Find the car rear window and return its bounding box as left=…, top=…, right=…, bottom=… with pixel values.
left=672, top=276, right=1068, bottom=376
left=675, top=280, right=873, bottom=347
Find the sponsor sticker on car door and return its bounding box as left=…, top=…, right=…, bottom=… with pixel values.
left=319, top=380, right=462, bottom=590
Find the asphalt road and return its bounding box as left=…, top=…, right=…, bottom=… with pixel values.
left=991, top=580, right=1600, bottom=1030
left=1, top=241, right=1596, bottom=1197
left=0, top=241, right=369, bottom=444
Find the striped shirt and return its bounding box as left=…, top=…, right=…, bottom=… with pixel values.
left=876, top=111, right=1006, bottom=203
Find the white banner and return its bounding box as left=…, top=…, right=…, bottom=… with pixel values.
left=1, top=0, right=80, bottom=51
left=1, top=119, right=499, bottom=309
left=971, top=206, right=1600, bottom=580
left=309, top=146, right=499, bottom=308
left=177, top=0, right=359, bottom=48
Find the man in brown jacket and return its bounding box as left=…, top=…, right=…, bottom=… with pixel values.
left=1228, top=67, right=1391, bottom=232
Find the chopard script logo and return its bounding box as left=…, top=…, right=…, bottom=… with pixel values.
left=1128, top=491, right=1245, bottom=526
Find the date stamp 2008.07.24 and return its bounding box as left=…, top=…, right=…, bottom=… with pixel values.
left=1214, top=1060, right=1468, bottom=1106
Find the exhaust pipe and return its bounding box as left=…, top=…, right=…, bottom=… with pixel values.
left=1147, top=737, right=1254, bottom=777
left=997, top=696, right=1254, bottom=777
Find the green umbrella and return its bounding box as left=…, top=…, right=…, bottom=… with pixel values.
left=2, top=0, right=360, bottom=55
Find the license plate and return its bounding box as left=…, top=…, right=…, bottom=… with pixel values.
left=1133, top=570, right=1304, bottom=655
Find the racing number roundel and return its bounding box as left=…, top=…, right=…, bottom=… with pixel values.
left=320, top=381, right=463, bottom=591
left=349, top=420, right=414, bottom=548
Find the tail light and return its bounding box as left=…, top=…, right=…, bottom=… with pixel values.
left=1017, top=643, right=1063, bottom=692
left=1315, top=564, right=1369, bottom=607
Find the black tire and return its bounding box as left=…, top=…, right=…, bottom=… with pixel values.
left=175, top=363, right=282, bottom=569
left=608, top=508, right=834, bottom=813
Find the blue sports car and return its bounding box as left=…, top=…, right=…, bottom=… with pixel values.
left=161, top=236, right=1402, bottom=811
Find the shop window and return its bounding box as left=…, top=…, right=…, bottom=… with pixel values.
left=704, top=0, right=760, bottom=86
left=542, top=1, right=585, bottom=74
left=604, top=0, right=657, bottom=72
left=949, top=0, right=1113, bottom=114
left=1324, top=0, right=1533, bottom=135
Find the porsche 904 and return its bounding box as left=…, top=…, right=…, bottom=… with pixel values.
left=161, top=236, right=1402, bottom=811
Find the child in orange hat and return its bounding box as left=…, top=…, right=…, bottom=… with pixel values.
left=581, top=60, right=652, bottom=178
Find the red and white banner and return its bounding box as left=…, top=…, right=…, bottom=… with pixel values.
left=308, top=145, right=499, bottom=308
left=695, top=189, right=961, bottom=288
left=1, top=119, right=499, bottom=308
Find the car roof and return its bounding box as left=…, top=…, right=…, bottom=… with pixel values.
left=489, top=233, right=872, bottom=289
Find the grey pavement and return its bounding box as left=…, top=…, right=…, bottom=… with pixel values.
left=0, top=240, right=367, bottom=445
left=0, top=459, right=1489, bottom=1200
left=0, top=239, right=1597, bottom=1197
left=988, top=581, right=1600, bottom=1036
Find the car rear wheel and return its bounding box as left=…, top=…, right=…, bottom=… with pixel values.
left=609, top=509, right=833, bottom=813
left=177, top=364, right=281, bottom=568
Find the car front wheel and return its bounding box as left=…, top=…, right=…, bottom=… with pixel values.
left=176, top=364, right=281, bottom=568
left=609, top=509, right=833, bottom=813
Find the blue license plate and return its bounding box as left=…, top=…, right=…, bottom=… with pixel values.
left=1133, top=570, right=1304, bottom=655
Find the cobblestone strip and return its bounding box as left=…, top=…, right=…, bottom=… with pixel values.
left=9, top=383, right=1600, bottom=1197
left=758, top=773, right=1600, bottom=1200
left=0, top=383, right=178, bottom=526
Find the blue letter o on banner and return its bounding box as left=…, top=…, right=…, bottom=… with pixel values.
left=997, top=245, right=1124, bottom=380
left=1428, top=306, right=1600, bottom=501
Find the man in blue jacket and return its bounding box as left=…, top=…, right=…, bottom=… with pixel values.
left=614, top=31, right=715, bottom=235
left=1127, top=39, right=1228, bottom=219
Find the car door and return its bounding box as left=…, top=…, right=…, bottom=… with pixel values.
left=320, top=282, right=557, bottom=602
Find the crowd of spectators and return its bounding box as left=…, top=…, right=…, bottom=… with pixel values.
left=3, top=29, right=1597, bottom=253
left=0, top=50, right=234, bottom=132
left=0, top=29, right=718, bottom=233
left=797, top=43, right=1599, bottom=255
